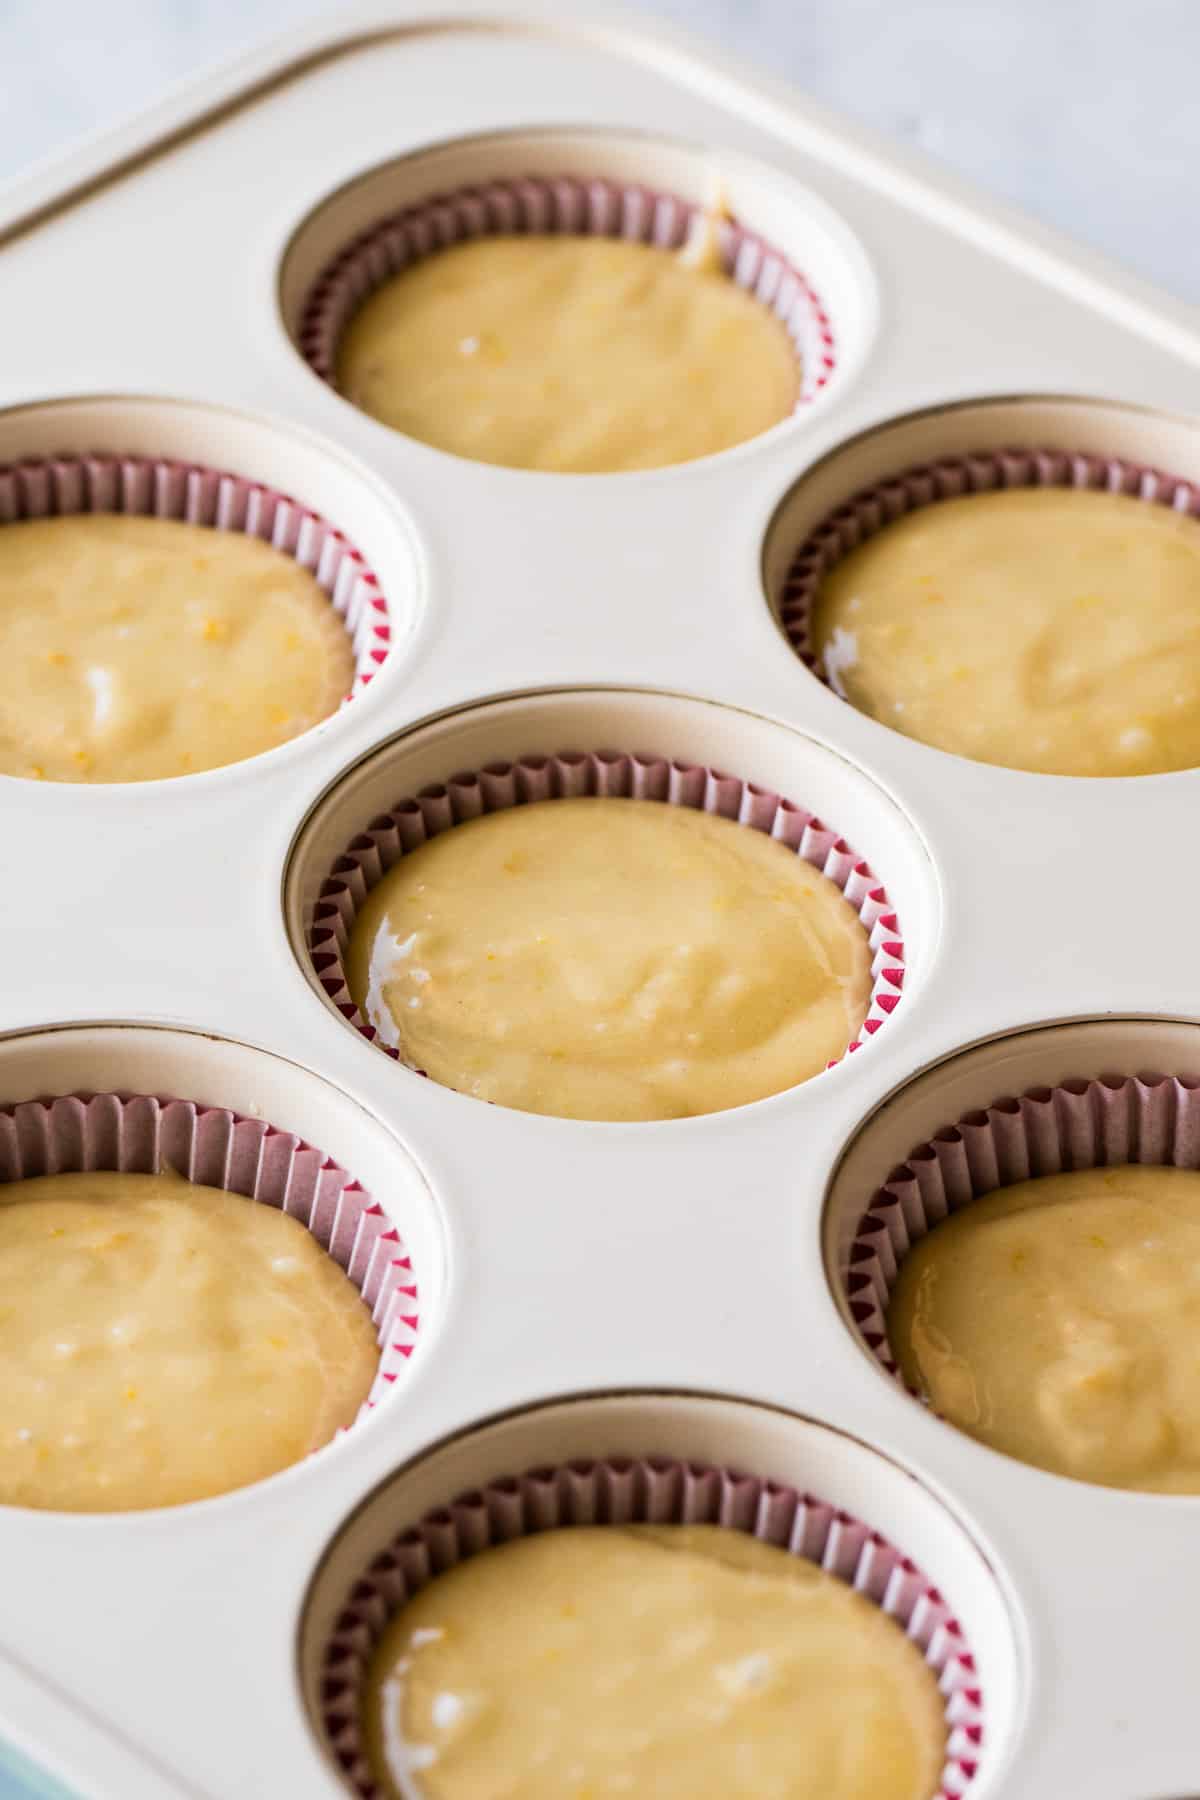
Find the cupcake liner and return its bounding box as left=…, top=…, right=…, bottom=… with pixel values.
left=847, top=1072, right=1200, bottom=1380
left=0, top=453, right=391, bottom=702
left=0, top=1091, right=418, bottom=1418
left=319, top=1455, right=983, bottom=1800
left=779, top=448, right=1200, bottom=682
left=309, top=749, right=905, bottom=1073
left=298, top=174, right=835, bottom=407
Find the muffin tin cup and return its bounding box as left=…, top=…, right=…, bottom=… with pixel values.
left=319, top=1453, right=984, bottom=1800
left=777, top=447, right=1200, bottom=685
left=0, top=1090, right=418, bottom=1459
left=297, top=172, right=835, bottom=410
left=846, top=1070, right=1200, bottom=1385
left=308, top=748, right=906, bottom=1075
left=0, top=451, right=392, bottom=707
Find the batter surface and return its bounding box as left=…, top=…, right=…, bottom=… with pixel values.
left=0, top=1168, right=378, bottom=1511
left=335, top=235, right=798, bottom=472
left=0, top=514, right=356, bottom=783
left=887, top=1165, right=1200, bottom=1491
left=811, top=486, right=1200, bottom=777
left=345, top=797, right=873, bottom=1122
left=363, top=1524, right=948, bottom=1800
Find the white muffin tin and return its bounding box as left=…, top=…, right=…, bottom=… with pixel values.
left=2, top=5, right=1200, bottom=1797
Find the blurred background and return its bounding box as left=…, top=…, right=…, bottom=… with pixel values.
left=0, top=0, right=1198, bottom=302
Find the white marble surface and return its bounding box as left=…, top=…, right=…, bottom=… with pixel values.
left=0, top=0, right=1197, bottom=299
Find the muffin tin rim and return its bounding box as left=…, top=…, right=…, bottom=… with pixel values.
left=295, top=1378, right=1022, bottom=1581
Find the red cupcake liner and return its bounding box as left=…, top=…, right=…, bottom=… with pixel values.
left=0, top=1091, right=418, bottom=1425
left=298, top=174, right=835, bottom=407
left=309, top=749, right=905, bottom=1077
left=0, top=453, right=391, bottom=704
left=846, top=1071, right=1200, bottom=1380
left=319, top=1454, right=983, bottom=1799
left=779, top=449, right=1200, bottom=685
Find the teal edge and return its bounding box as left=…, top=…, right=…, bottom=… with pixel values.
left=0, top=1740, right=78, bottom=1800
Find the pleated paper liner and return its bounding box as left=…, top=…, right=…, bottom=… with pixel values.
left=0, top=1091, right=418, bottom=1441
left=309, top=749, right=905, bottom=1078
left=0, top=452, right=391, bottom=706
left=298, top=173, right=835, bottom=407
left=319, top=1454, right=984, bottom=1800
left=779, top=448, right=1200, bottom=682
left=847, top=1071, right=1200, bottom=1381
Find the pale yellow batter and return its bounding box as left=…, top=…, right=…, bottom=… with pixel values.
left=345, top=798, right=872, bottom=1122
left=0, top=514, right=356, bottom=783
left=811, top=486, right=1200, bottom=777
left=0, top=1168, right=378, bottom=1511
left=887, top=1165, right=1200, bottom=1492
left=335, top=235, right=798, bottom=472
left=363, top=1524, right=947, bottom=1800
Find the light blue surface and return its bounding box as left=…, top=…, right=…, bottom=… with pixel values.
left=0, top=1739, right=77, bottom=1800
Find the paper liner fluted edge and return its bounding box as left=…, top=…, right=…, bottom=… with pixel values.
left=309, top=750, right=905, bottom=1078
left=318, top=1456, right=984, bottom=1800
left=847, top=1071, right=1200, bottom=1379
left=779, top=448, right=1200, bottom=678
left=298, top=173, right=835, bottom=407
left=0, top=1091, right=418, bottom=1420
left=0, top=453, right=392, bottom=705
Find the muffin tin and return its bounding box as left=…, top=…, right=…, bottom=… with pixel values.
left=3, top=3, right=1200, bottom=1797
